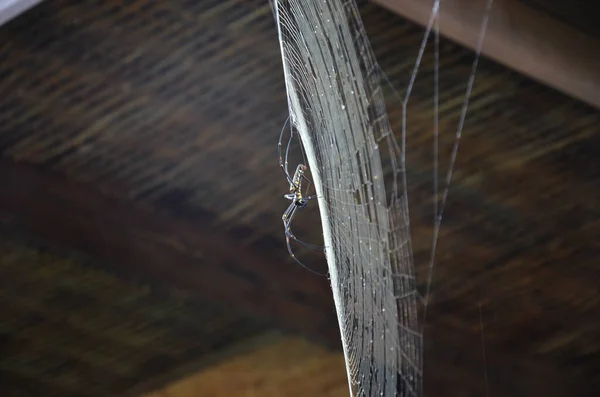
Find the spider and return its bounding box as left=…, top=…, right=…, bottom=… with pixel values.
left=278, top=117, right=325, bottom=275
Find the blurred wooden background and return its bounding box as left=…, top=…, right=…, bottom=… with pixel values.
left=0, top=0, right=599, bottom=396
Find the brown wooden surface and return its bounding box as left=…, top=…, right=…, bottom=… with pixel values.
left=0, top=231, right=267, bottom=397
left=141, top=332, right=594, bottom=397
left=0, top=163, right=595, bottom=396
left=372, top=0, right=600, bottom=109
left=0, top=161, right=339, bottom=346
left=142, top=334, right=349, bottom=397
left=0, top=0, right=599, bottom=395
left=523, top=0, right=600, bottom=39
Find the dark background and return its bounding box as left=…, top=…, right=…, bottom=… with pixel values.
left=0, top=1, right=599, bottom=396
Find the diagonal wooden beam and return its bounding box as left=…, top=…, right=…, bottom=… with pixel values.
left=0, top=162, right=593, bottom=396
left=0, top=161, right=341, bottom=346
left=372, top=0, right=600, bottom=110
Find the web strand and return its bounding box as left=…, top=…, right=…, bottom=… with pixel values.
left=479, top=302, right=490, bottom=397
left=433, top=10, right=440, bottom=248
left=275, top=1, right=494, bottom=395
left=423, top=0, right=494, bottom=322
left=276, top=0, right=422, bottom=395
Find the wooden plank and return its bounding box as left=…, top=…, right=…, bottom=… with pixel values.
left=141, top=332, right=592, bottom=397
left=141, top=334, right=349, bottom=397
left=371, top=0, right=600, bottom=110
left=0, top=162, right=596, bottom=395
left=0, top=164, right=594, bottom=396
left=522, top=0, right=600, bottom=39
left=0, top=161, right=341, bottom=347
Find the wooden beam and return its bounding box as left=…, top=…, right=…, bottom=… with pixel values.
left=371, top=0, right=600, bottom=110
left=522, top=0, right=600, bottom=40
left=0, top=162, right=593, bottom=396
left=0, top=161, right=341, bottom=346
left=142, top=332, right=591, bottom=397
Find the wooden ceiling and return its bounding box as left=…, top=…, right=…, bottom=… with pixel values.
left=0, top=0, right=599, bottom=396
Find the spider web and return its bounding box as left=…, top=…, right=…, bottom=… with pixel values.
left=274, top=0, right=491, bottom=396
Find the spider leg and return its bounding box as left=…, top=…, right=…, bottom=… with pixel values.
left=281, top=201, right=295, bottom=224
left=298, top=131, right=309, bottom=168
left=291, top=176, right=323, bottom=248
left=285, top=214, right=323, bottom=249
left=278, top=116, right=294, bottom=186
left=282, top=204, right=326, bottom=276
left=285, top=235, right=325, bottom=276
left=283, top=202, right=324, bottom=250
left=287, top=230, right=323, bottom=250
left=301, top=179, right=320, bottom=202
left=282, top=118, right=310, bottom=188
left=301, top=174, right=312, bottom=189
left=301, top=174, right=317, bottom=199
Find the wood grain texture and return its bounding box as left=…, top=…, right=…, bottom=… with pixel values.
left=0, top=0, right=599, bottom=395
left=0, top=164, right=593, bottom=396
left=0, top=162, right=339, bottom=346
left=522, top=0, right=600, bottom=39
left=0, top=231, right=267, bottom=396
left=142, top=333, right=593, bottom=397
left=143, top=334, right=349, bottom=397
